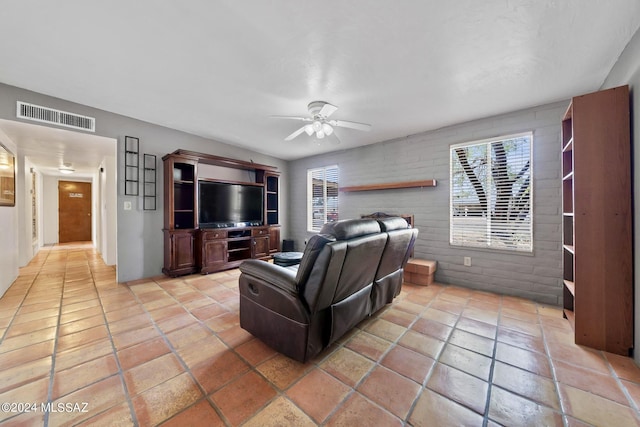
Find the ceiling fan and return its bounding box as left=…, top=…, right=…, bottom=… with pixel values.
left=272, top=101, right=372, bottom=142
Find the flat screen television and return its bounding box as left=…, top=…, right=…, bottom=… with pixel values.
left=199, top=181, right=264, bottom=228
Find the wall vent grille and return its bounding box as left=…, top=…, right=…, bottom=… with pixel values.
left=16, top=101, right=95, bottom=132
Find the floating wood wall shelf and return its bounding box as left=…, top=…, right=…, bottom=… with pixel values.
left=339, top=179, right=437, bottom=192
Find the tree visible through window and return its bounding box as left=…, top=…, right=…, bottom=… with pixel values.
left=450, top=133, right=533, bottom=252
left=307, top=165, right=339, bottom=232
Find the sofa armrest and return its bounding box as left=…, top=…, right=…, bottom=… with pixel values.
left=239, top=259, right=298, bottom=293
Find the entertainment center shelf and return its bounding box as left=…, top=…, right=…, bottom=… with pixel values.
left=162, top=150, right=280, bottom=277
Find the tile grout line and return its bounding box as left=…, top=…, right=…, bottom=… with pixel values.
left=0, top=250, right=54, bottom=341
left=539, top=307, right=571, bottom=427
left=43, top=247, right=67, bottom=427
left=88, top=249, right=140, bottom=427
left=601, top=352, right=640, bottom=417
left=481, top=293, right=503, bottom=427
left=0, top=257, right=41, bottom=343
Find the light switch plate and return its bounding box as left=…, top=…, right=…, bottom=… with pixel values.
left=124, top=201, right=132, bottom=211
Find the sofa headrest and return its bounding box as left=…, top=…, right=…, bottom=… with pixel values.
left=320, top=218, right=381, bottom=240
left=295, top=234, right=335, bottom=286
left=377, top=217, right=409, bottom=232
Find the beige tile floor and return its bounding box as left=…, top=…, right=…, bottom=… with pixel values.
left=1, top=243, right=640, bottom=426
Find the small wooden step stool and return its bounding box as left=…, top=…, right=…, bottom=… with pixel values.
left=405, top=258, right=437, bottom=286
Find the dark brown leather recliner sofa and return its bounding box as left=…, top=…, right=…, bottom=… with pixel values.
left=238, top=217, right=418, bottom=362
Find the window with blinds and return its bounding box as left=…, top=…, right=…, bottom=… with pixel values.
left=307, top=165, right=339, bottom=232
left=450, top=132, right=533, bottom=252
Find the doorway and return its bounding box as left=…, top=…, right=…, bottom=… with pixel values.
left=59, top=180, right=92, bottom=243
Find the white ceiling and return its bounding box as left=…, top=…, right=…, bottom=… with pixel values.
left=0, top=1, right=638, bottom=168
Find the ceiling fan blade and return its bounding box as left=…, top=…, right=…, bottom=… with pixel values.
left=331, top=132, right=341, bottom=145
left=319, top=103, right=338, bottom=118
left=270, top=115, right=312, bottom=122
left=284, top=126, right=307, bottom=141
left=329, top=120, right=372, bottom=132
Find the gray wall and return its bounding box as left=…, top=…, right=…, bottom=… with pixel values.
left=0, top=130, right=18, bottom=297
left=0, top=83, right=289, bottom=283
left=289, top=101, right=567, bottom=305
left=601, top=27, right=640, bottom=364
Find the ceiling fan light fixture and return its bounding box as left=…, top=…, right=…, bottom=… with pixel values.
left=304, top=124, right=314, bottom=136
left=59, top=162, right=74, bottom=174
left=272, top=101, right=371, bottom=142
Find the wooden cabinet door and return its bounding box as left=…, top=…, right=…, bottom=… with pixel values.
left=172, top=231, right=195, bottom=270
left=203, top=239, right=227, bottom=269
left=252, top=236, right=269, bottom=259
left=268, top=226, right=280, bottom=253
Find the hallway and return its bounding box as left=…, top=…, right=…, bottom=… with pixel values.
left=1, top=244, right=640, bottom=426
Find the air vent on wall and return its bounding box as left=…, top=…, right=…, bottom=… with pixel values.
left=16, top=101, right=95, bottom=132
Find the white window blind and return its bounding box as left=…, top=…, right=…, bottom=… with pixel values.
left=450, top=132, right=533, bottom=252
left=307, top=165, right=339, bottom=232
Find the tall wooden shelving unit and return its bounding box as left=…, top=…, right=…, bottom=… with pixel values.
left=162, top=155, right=198, bottom=276
left=561, top=85, right=633, bottom=356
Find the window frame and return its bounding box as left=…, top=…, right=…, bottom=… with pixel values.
left=449, top=132, right=533, bottom=253
left=307, top=165, right=339, bottom=232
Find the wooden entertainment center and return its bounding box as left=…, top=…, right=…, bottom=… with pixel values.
left=162, top=149, right=280, bottom=276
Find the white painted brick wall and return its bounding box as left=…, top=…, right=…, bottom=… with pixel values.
left=288, top=101, right=568, bottom=305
